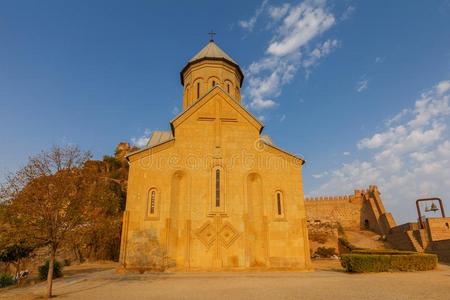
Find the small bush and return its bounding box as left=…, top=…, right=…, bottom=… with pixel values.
left=38, top=260, right=63, bottom=280
left=0, top=273, right=15, bottom=288
left=340, top=253, right=437, bottom=273
left=337, top=223, right=345, bottom=236
left=352, top=249, right=417, bottom=255
left=63, top=259, right=71, bottom=266
left=315, top=247, right=336, bottom=258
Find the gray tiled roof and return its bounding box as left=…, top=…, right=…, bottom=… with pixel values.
left=147, top=131, right=173, bottom=147
left=189, top=41, right=237, bottom=64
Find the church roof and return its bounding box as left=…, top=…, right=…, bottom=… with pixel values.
left=180, top=41, right=244, bottom=87
left=147, top=131, right=173, bottom=147
left=189, top=41, right=237, bottom=64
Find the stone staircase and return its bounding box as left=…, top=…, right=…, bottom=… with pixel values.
left=386, top=223, right=429, bottom=252
left=405, top=230, right=424, bottom=252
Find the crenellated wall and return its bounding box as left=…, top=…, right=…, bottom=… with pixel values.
left=305, top=185, right=396, bottom=236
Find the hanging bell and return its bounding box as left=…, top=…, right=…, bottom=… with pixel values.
left=430, top=202, right=439, bottom=212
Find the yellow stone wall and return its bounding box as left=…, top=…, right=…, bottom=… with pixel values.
left=119, top=61, right=310, bottom=271
left=182, top=60, right=242, bottom=110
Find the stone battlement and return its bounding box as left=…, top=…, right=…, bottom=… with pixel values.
left=305, top=195, right=353, bottom=202
left=305, top=185, right=381, bottom=203
left=304, top=185, right=395, bottom=235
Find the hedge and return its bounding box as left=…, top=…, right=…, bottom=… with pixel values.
left=340, top=253, right=437, bottom=272
left=352, top=249, right=417, bottom=255
left=315, top=247, right=336, bottom=258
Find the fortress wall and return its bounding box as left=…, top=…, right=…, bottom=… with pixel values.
left=304, top=195, right=362, bottom=230
left=305, top=186, right=396, bottom=235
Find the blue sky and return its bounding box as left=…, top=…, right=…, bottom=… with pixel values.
left=1, top=0, right=450, bottom=222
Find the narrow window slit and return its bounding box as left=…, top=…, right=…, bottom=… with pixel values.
left=277, top=193, right=282, bottom=215
left=215, top=169, right=220, bottom=207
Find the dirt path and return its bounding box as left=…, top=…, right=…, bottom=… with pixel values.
left=345, top=230, right=389, bottom=249
left=1, top=261, right=450, bottom=300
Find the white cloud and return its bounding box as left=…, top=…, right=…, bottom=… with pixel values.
left=172, top=106, right=180, bottom=115
left=375, top=56, right=385, bottom=64
left=302, top=39, right=340, bottom=69
left=238, top=0, right=268, bottom=31
left=266, top=2, right=335, bottom=57
left=257, top=115, right=266, bottom=122
left=280, top=114, right=286, bottom=122
left=385, top=108, right=410, bottom=126
left=343, top=151, right=350, bottom=156
left=131, top=129, right=151, bottom=148
left=309, top=80, right=450, bottom=222
left=356, top=79, right=368, bottom=92
left=340, top=5, right=355, bottom=21
left=242, top=0, right=338, bottom=110
left=436, top=80, right=450, bottom=95
left=268, top=3, right=290, bottom=21
left=313, top=171, right=329, bottom=179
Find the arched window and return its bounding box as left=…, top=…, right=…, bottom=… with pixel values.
left=147, top=188, right=159, bottom=218
left=227, top=84, right=230, bottom=93
left=150, top=190, right=156, bottom=214
left=212, top=80, right=216, bottom=87
left=197, top=82, right=200, bottom=99
left=215, top=169, right=220, bottom=207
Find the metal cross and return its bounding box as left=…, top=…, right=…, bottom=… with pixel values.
left=208, top=31, right=216, bottom=42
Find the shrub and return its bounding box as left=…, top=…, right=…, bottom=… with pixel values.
left=338, top=237, right=364, bottom=251
left=315, top=247, right=336, bottom=258
left=63, top=258, right=71, bottom=266
left=340, top=253, right=437, bottom=273
left=38, top=260, right=63, bottom=280
left=352, top=249, right=417, bottom=255
left=0, top=273, right=15, bottom=288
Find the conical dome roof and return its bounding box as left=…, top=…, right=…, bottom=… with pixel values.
left=180, top=41, right=244, bottom=86
left=189, top=41, right=237, bottom=64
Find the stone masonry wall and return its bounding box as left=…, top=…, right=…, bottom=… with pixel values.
left=305, top=186, right=395, bottom=236
left=426, top=217, right=450, bottom=241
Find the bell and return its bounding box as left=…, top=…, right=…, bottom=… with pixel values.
left=430, top=203, right=439, bottom=212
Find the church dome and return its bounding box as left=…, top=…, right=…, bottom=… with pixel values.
left=180, top=40, right=244, bottom=87
left=189, top=40, right=238, bottom=64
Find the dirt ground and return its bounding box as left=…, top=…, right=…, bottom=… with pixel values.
left=345, top=230, right=390, bottom=249
left=1, top=260, right=450, bottom=300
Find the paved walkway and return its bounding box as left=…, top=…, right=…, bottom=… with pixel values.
left=1, top=261, right=450, bottom=300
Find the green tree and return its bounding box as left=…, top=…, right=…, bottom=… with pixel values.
left=0, top=242, right=34, bottom=284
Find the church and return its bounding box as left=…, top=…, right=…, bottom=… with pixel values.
left=119, top=38, right=311, bottom=271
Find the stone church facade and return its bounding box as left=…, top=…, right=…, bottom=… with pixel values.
left=119, top=40, right=311, bottom=271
